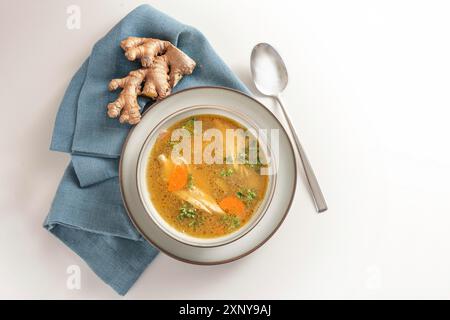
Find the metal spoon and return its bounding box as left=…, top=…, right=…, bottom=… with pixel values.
left=250, top=43, right=328, bottom=213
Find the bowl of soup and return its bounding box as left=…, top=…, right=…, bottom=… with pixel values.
left=137, top=106, right=277, bottom=247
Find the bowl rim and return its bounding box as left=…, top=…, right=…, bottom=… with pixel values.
left=135, top=105, right=278, bottom=248
left=118, top=86, right=297, bottom=265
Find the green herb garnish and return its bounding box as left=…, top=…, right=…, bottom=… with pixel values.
left=236, top=189, right=257, bottom=205
left=177, top=203, right=203, bottom=230
left=237, top=147, right=264, bottom=172
left=220, top=214, right=241, bottom=230
left=177, top=203, right=197, bottom=220
left=246, top=158, right=263, bottom=170
left=181, top=117, right=196, bottom=134
left=220, top=168, right=234, bottom=177
left=188, top=217, right=203, bottom=229
left=187, top=173, right=194, bottom=190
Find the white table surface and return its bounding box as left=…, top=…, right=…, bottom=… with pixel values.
left=1, top=0, right=450, bottom=299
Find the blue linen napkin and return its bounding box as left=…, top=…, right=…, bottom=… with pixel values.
left=44, top=4, right=248, bottom=295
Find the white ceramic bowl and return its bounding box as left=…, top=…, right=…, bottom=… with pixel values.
left=120, top=87, right=296, bottom=264
left=136, top=105, right=277, bottom=247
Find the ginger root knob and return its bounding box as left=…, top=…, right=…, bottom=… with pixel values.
left=107, top=37, right=196, bottom=125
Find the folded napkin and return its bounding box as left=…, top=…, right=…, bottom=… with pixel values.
left=44, top=4, right=248, bottom=295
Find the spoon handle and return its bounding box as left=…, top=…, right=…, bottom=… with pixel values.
left=275, top=96, right=328, bottom=213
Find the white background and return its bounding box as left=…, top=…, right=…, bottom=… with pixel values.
left=1, top=0, right=450, bottom=299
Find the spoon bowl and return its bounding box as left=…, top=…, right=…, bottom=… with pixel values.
left=250, top=43, right=289, bottom=96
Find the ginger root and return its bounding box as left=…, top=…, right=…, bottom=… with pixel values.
left=107, top=69, right=145, bottom=124
left=107, top=37, right=196, bottom=124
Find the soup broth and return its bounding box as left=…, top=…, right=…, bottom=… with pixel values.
left=146, top=114, right=269, bottom=238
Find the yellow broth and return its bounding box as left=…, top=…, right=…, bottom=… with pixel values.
left=146, top=114, right=269, bottom=238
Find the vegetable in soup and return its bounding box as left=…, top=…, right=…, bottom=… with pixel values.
left=146, top=114, right=269, bottom=238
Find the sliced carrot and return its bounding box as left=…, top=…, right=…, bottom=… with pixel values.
left=167, top=165, right=188, bottom=192
left=219, top=196, right=245, bottom=217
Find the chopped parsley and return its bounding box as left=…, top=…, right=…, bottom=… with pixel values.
left=177, top=203, right=197, bottom=220
left=187, top=173, right=194, bottom=190
left=220, top=168, right=234, bottom=177
left=220, top=214, right=241, bottom=230
left=181, top=117, right=196, bottom=134
left=237, top=189, right=257, bottom=205
left=177, top=203, right=203, bottom=230
left=237, top=148, right=264, bottom=172
left=246, top=158, right=263, bottom=170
